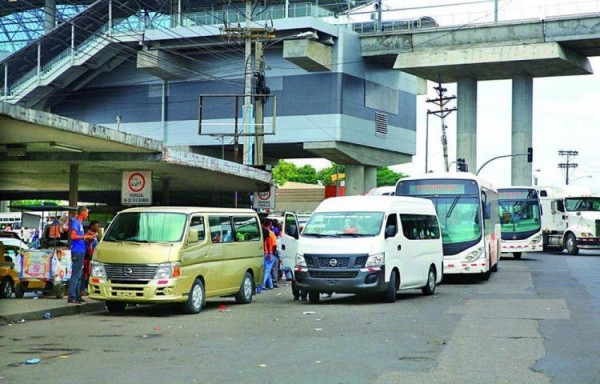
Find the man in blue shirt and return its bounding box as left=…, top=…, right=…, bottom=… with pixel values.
left=67, top=206, right=96, bottom=304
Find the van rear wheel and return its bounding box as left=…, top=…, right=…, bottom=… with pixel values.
left=0, top=277, right=13, bottom=298
left=235, top=272, right=253, bottom=304
left=421, top=267, right=436, bottom=296
left=182, top=278, right=205, bottom=314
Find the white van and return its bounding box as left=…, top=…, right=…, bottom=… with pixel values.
left=293, top=196, right=443, bottom=303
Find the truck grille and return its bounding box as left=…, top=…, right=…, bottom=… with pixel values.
left=304, top=254, right=368, bottom=268
left=105, top=264, right=157, bottom=283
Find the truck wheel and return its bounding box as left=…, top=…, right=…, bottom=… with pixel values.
left=565, top=233, right=579, bottom=255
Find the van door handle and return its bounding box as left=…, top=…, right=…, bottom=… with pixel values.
left=397, top=245, right=402, bottom=251
left=282, top=245, right=286, bottom=250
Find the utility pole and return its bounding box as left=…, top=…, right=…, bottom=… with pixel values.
left=558, top=150, right=578, bottom=185
left=426, top=80, right=457, bottom=172
left=254, top=41, right=265, bottom=166
left=243, top=0, right=253, bottom=165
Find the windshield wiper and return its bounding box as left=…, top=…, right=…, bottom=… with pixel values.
left=302, top=233, right=339, bottom=238
left=335, top=233, right=370, bottom=237
left=446, top=195, right=461, bottom=218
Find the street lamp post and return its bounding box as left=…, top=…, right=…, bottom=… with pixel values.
left=568, top=175, right=592, bottom=184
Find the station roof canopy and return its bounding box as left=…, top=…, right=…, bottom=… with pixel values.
left=0, top=102, right=271, bottom=202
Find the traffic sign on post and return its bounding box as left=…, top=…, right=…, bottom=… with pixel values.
left=253, top=185, right=275, bottom=210
left=122, top=171, right=152, bottom=205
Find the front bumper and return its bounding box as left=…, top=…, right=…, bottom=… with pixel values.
left=88, top=278, right=188, bottom=303
left=443, top=258, right=488, bottom=275
left=294, top=266, right=387, bottom=294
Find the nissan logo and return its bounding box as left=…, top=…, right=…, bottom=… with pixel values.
left=124, top=267, right=133, bottom=276
left=328, top=259, right=338, bottom=267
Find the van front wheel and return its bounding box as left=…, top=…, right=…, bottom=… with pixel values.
left=384, top=270, right=398, bottom=303
left=182, top=278, right=205, bottom=314
left=235, top=272, right=253, bottom=304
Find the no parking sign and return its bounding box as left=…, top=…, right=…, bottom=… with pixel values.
left=122, top=171, right=152, bottom=205
left=253, top=186, right=275, bottom=209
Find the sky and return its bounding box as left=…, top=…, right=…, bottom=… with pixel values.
left=289, top=0, right=600, bottom=192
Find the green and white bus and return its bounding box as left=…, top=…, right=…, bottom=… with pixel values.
left=395, top=173, right=501, bottom=280
left=498, top=187, right=543, bottom=259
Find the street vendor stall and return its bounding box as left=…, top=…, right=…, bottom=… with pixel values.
left=9, top=204, right=77, bottom=299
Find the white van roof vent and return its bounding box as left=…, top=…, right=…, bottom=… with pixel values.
left=375, top=112, right=388, bottom=136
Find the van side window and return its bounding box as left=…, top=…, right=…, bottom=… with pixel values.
left=189, top=215, right=205, bottom=243
left=233, top=216, right=260, bottom=242
left=209, top=216, right=234, bottom=243
left=385, top=213, right=398, bottom=236
left=401, top=214, right=440, bottom=240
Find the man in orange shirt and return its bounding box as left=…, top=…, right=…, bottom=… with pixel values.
left=258, top=218, right=277, bottom=291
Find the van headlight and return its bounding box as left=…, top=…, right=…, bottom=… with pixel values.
left=295, top=254, right=307, bottom=268
left=154, top=262, right=181, bottom=279
left=463, top=247, right=483, bottom=262
left=365, top=252, right=384, bottom=267
left=90, top=260, right=107, bottom=278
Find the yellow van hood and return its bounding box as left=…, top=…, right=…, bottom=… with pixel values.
left=94, top=241, right=179, bottom=264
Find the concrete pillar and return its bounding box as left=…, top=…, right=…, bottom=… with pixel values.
left=364, top=166, right=377, bottom=193
left=44, top=0, right=56, bottom=34
left=511, top=75, right=533, bottom=186
left=456, top=78, right=478, bottom=172
left=345, top=164, right=365, bottom=196
left=162, top=179, right=171, bottom=205
left=69, top=164, right=79, bottom=207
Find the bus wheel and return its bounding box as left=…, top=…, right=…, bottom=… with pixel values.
left=565, top=234, right=579, bottom=255
left=234, top=272, right=253, bottom=304
left=513, top=252, right=522, bottom=259
left=421, top=267, right=436, bottom=296
left=182, top=278, right=205, bottom=314
left=308, top=291, right=320, bottom=303
left=384, top=270, right=398, bottom=303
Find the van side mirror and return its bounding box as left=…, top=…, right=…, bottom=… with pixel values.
left=98, top=227, right=105, bottom=241
left=385, top=225, right=396, bottom=238
left=187, top=229, right=199, bottom=243
left=288, top=224, right=299, bottom=239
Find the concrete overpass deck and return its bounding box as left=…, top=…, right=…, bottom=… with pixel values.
left=0, top=102, right=271, bottom=204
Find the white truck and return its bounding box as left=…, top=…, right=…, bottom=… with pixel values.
left=537, top=185, right=600, bottom=255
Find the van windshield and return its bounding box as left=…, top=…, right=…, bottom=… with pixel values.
left=302, top=212, right=384, bottom=237
left=104, top=212, right=187, bottom=243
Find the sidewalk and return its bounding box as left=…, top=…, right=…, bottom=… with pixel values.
left=0, top=295, right=105, bottom=323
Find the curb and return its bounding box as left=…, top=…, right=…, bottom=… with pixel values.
left=0, top=301, right=106, bottom=323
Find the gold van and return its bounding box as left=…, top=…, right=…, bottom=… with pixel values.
left=89, top=207, right=264, bottom=314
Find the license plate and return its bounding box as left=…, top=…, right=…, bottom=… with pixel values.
left=116, top=291, right=136, bottom=298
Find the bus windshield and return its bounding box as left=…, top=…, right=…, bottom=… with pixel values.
left=302, top=212, right=384, bottom=237
left=564, top=197, right=600, bottom=212
left=104, top=212, right=187, bottom=243
left=499, top=190, right=541, bottom=237
left=396, top=179, right=483, bottom=250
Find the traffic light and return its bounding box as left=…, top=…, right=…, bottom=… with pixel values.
left=527, top=147, right=533, bottom=163
left=457, top=158, right=468, bottom=172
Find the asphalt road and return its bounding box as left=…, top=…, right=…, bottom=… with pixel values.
left=1, top=251, right=599, bottom=384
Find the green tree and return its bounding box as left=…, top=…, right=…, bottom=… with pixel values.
left=318, top=164, right=345, bottom=186
left=377, top=167, right=406, bottom=186
left=291, top=165, right=318, bottom=184
left=272, top=160, right=297, bottom=186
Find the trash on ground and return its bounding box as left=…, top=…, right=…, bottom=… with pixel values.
left=26, top=358, right=41, bottom=365
left=303, top=311, right=316, bottom=315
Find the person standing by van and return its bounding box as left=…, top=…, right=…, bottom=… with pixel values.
left=67, top=207, right=95, bottom=304
left=258, top=219, right=277, bottom=291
